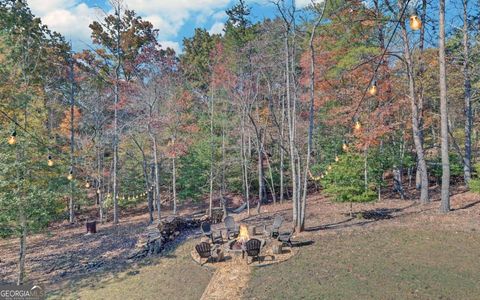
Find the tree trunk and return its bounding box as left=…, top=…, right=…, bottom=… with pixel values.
left=280, top=94, right=285, bottom=203
left=257, top=130, right=265, bottom=214
left=97, top=146, right=104, bottom=223
left=17, top=214, right=26, bottom=285
left=69, top=57, right=75, bottom=224
left=112, top=3, right=121, bottom=224
left=462, top=0, right=472, bottom=184
left=209, top=83, right=215, bottom=218
left=172, top=156, right=177, bottom=214
left=151, top=135, right=161, bottom=221
left=241, top=110, right=250, bottom=215
left=399, top=0, right=429, bottom=203
left=439, top=0, right=450, bottom=213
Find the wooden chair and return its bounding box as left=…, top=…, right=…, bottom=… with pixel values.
left=277, top=228, right=295, bottom=247
left=224, top=216, right=239, bottom=240
left=245, top=238, right=262, bottom=264
left=263, top=215, right=284, bottom=238
left=195, top=242, right=213, bottom=266
left=201, top=222, right=223, bottom=244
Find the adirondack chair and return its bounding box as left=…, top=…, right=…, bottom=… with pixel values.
left=195, top=242, right=213, bottom=265
left=224, top=216, right=239, bottom=240
left=277, top=228, right=295, bottom=247
left=245, top=238, right=262, bottom=264
left=201, top=222, right=223, bottom=244
left=263, top=215, right=284, bottom=238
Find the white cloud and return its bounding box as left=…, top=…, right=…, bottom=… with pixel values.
left=124, top=0, right=231, bottom=39
left=28, top=1, right=99, bottom=46
left=159, top=40, right=181, bottom=54
left=27, top=0, right=234, bottom=50
left=209, top=22, right=225, bottom=35
left=28, top=0, right=76, bottom=15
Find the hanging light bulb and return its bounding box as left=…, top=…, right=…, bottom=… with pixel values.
left=85, top=181, right=90, bottom=188
left=409, top=14, right=422, bottom=31
left=8, top=130, right=16, bottom=145
left=321, top=174, right=324, bottom=179
left=325, top=171, right=328, bottom=176
left=335, top=155, right=339, bottom=162
left=67, top=169, right=73, bottom=181
left=328, top=165, right=332, bottom=171
left=342, top=143, right=349, bottom=152
left=97, top=188, right=101, bottom=194
left=47, top=155, right=54, bottom=167
left=368, top=81, right=378, bottom=96
left=354, top=121, right=362, bottom=131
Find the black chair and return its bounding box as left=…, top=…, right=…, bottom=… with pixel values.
left=224, top=216, right=239, bottom=240
left=263, top=215, right=284, bottom=238
left=201, top=222, right=223, bottom=244
left=195, top=242, right=213, bottom=265
left=245, top=238, right=262, bottom=264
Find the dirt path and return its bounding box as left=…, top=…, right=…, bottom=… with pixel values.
left=200, top=259, right=251, bottom=300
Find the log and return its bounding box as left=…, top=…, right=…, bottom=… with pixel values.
left=272, top=242, right=283, bottom=255
left=86, top=221, right=97, bottom=234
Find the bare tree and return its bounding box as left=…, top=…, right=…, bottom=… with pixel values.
left=439, top=0, right=450, bottom=212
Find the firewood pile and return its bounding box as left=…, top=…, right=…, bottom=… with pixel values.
left=128, top=215, right=209, bottom=259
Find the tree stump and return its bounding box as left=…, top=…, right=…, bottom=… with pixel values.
left=216, top=248, right=224, bottom=262
left=86, top=221, right=97, bottom=234
left=272, top=242, right=283, bottom=255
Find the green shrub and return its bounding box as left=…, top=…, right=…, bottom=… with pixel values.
left=321, top=153, right=377, bottom=204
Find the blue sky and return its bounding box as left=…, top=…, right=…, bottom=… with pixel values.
left=26, top=0, right=307, bottom=53
left=27, top=0, right=468, bottom=53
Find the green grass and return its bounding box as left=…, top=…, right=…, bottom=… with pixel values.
left=48, top=239, right=213, bottom=300
left=245, top=228, right=480, bottom=300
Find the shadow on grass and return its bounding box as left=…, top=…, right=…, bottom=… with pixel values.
left=305, top=202, right=419, bottom=232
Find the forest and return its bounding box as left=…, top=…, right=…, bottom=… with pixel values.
left=1, top=0, right=480, bottom=298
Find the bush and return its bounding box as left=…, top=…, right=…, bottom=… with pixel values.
left=468, top=163, right=480, bottom=193
left=321, top=153, right=377, bottom=205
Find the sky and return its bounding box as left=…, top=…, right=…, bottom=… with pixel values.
left=26, top=0, right=314, bottom=53
left=26, top=0, right=467, bottom=54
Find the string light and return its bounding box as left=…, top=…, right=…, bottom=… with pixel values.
left=368, top=81, right=378, bottom=96
left=85, top=181, right=90, bottom=188
left=67, top=169, right=73, bottom=181
left=335, top=155, right=339, bottom=162
left=328, top=165, right=332, bottom=171
left=8, top=130, right=16, bottom=145
left=354, top=121, right=362, bottom=131
left=47, top=155, right=54, bottom=167
left=342, top=143, right=349, bottom=152
left=409, top=15, right=421, bottom=30
left=97, top=188, right=101, bottom=194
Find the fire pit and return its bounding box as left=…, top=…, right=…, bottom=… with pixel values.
left=191, top=223, right=297, bottom=267
left=228, top=224, right=249, bottom=251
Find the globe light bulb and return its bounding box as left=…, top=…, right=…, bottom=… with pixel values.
left=409, top=15, right=422, bottom=31
left=47, top=155, right=54, bottom=167
left=368, top=82, right=378, bottom=96
left=97, top=188, right=101, bottom=194
left=335, top=155, right=339, bottom=162
left=328, top=165, right=332, bottom=171
left=354, top=121, right=361, bottom=131
left=8, top=131, right=16, bottom=145
left=67, top=173, right=73, bottom=181
left=85, top=182, right=90, bottom=188
left=342, top=143, right=349, bottom=152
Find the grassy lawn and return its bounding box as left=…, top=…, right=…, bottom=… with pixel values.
left=48, top=238, right=212, bottom=300
left=245, top=227, right=480, bottom=300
